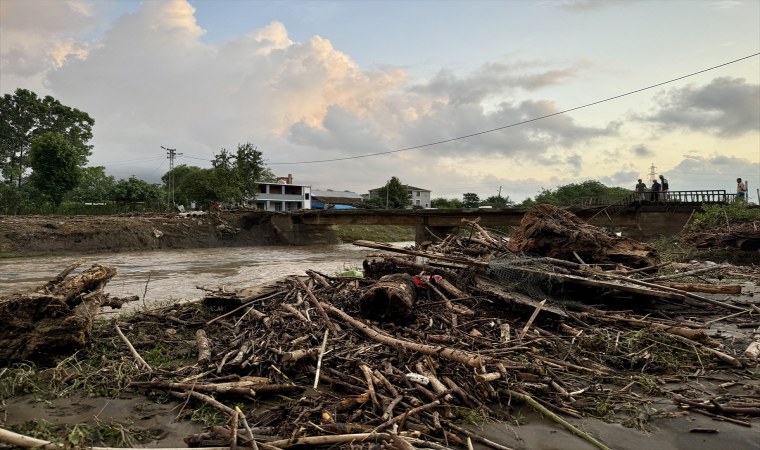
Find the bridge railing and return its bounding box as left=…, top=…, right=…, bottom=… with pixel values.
left=569, top=190, right=735, bottom=206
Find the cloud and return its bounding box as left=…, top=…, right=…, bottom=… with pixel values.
left=559, top=0, right=636, bottom=12
left=640, top=77, right=760, bottom=137
left=708, top=1, right=744, bottom=9
left=631, top=144, right=652, bottom=157
left=408, top=60, right=588, bottom=105
left=0, top=0, right=103, bottom=91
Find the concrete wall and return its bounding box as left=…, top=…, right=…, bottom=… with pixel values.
left=269, top=214, right=339, bottom=246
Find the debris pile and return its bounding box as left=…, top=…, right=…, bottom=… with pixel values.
left=683, top=220, right=760, bottom=251
left=2, top=206, right=760, bottom=449
left=0, top=262, right=137, bottom=363
left=507, top=204, right=660, bottom=267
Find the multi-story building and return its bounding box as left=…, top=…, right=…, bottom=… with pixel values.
left=368, top=185, right=432, bottom=208
left=247, top=174, right=311, bottom=211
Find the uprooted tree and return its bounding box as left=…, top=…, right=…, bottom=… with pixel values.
left=507, top=204, right=660, bottom=268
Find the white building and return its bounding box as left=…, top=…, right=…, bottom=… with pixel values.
left=247, top=174, right=311, bottom=211
left=368, top=185, right=432, bottom=208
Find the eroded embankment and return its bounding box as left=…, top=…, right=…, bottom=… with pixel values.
left=0, top=212, right=282, bottom=257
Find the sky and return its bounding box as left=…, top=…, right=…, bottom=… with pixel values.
left=1, top=0, right=759, bottom=202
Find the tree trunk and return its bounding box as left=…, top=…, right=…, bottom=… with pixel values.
left=359, top=273, right=417, bottom=321
left=653, top=282, right=741, bottom=294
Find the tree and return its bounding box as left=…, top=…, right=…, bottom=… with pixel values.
left=432, top=197, right=463, bottom=209
left=110, top=177, right=165, bottom=203
left=179, top=168, right=242, bottom=206
left=480, top=195, right=514, bottom=208
left=364, top=177, right=412, bottom=209
left=462, top=193, right=480, bottom=208
left=519, top=180, right=633, bottom=207
left=29, top=132, right=82, bottom=206
left=65, top=166, right=116, bottom=203
left=0, top=89, right=94, bottom=187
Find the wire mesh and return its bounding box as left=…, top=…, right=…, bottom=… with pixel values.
left=488, top=257, right=569, bottom=303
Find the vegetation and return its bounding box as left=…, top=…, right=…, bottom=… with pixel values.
left=337, top=224, right=415, bottom=243
left=363, top=177, right=412, bottom=209
left=518, top=180, right=631, bottom=207
left=28, top=133, right=82, bottom=206
left=432, top=197, right=463, bottom=209
left=480, top=195, right=514, bottom=208
left=167, top=143, right=275, bottom=208
left=462, top=193, right=480, bottom=208
left=692, top=202, right=760, bottom=228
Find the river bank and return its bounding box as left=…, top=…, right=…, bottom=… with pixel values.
left=0, top=212, right=415, bottom=258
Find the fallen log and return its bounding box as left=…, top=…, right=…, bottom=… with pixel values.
left=359, top=273, right=417, bottom=321
left=354, top=240, right=489, bottom=267
left=672, top=394, right=760, bottom=415
left=640, top=265, right=724, bottom=282
left=0, top=263, right=126, bottom=363
left=196, top=329, right=212, bottom=364
left=377, top=256, right=458, bottom=280
left=322, top=303, right=494, bottom=368
left=653, top=282, right=741, bottom=294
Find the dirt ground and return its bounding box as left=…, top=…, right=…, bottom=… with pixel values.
left=0, top=212, right=280, bottom=257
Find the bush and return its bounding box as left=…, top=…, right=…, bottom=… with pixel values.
left=692, top=202, right=760, bottom=228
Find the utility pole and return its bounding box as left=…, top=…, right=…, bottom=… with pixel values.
left=161, top=146, right=182, bottom=211
left=386, top=179, right=390, bottom=209
left=498, top=186, right=502, bottom=198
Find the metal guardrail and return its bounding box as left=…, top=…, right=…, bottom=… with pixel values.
left=569, top=190, right=735, bottom=206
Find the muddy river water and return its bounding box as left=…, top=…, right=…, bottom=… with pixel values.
left=0, top=243, right=399, bottom=305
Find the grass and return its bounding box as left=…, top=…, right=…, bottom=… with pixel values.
left=8, top=418, right=160, bottom=448
left=337, top=224, right=415, bottom=243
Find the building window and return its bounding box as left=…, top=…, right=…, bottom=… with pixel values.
left=416, top=200, right=420, bottom=205
left=305, top=193, right=310, bottom=200
left=416, top=192, right=420, bottom=196
left=407, top=190, right=412, bottom=194
left=274, top=203, right=282, bottom=211
left=425, top=203, right=429, bottom=208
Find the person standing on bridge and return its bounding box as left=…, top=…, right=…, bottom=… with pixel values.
left=650, top=179, right=661, bottom=201
left=659, top=174, right=669, bottom=201
left=635, top=179, right=647, bottom=201
left=737, top=177, right=747, bottom=202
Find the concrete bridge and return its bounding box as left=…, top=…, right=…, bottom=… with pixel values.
left=258, top=190, right=742, bottom=245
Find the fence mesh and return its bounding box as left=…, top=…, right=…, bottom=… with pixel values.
left=488, top=256, right=571, bottom=304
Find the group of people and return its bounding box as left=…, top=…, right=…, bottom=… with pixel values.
left=634, top=176, right=749, bottom=202
left=635, top=175, right=669, bottom=201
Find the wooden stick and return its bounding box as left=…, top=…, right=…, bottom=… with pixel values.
left=235, top=406, right=258, bottom=450
left=306, top=270, right=332, bottom=290
left=170, top=390, right=235, bottom=416
left=654, top=282, right=741, bottom=294
left=196, top=329, right=212, bottom=365
left=313, top=329, right=329, bottom=390
left=294, top=276, right=338, bottom=336
left=374, top=400, right=441, bottom=431
left=517, top=299, right=545, bottom=340
left=611, top=262, right=671, bottom=275
left=640, top=265, right=724, bottom=282
left=501, top=389, right=612, bottom=450
left=230, top=409, right=238, bottom=450
left=360, top=364, right=382, bottom=412
left=205, top=292, right=278, bottom=326
left=442, top=421, right=515, bottom=450
left=602, top=272, right=747, bottom=312
left=667, top=334, right=743, bottom=367
left=378, top=256, right=458, bottom=280
left=354, top=240, right=489, bottom=267
left=322, top=303, right=487, bottom=368
left=268, top=433, right=393, bottom=448
left=114, top=324, right=152, bottom=372
left=131, top=381, right=258, bottom=396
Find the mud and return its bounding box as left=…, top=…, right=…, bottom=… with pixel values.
left=0, top=212, right=281, bottom=258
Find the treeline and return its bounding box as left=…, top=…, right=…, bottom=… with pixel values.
left=432, top=180, right=632, bottom=209
left=1, top=88, right=272, bottom=214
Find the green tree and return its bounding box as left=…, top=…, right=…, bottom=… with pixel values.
left=179, top=168, right=242, bottom=207
left=29, top=132, right=82, bottom=206
left=432, top=197, right=463, bottom=209
left=480, top=195, right=514, bottom=208
left=462, top=193, right=480, bottom=208
left=0, top=88, right=94, bottom=187
left=519, top=180, right=633, bottom=207
left=65, top=166, right=116, bottom=203
left=364, top=177, right=412, bottom=209
left=110, top=177, right=165, bottom=203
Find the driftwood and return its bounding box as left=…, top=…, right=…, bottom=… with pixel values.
left=507, top=204, right=659, bottom=268
left=0, top=263, right=131, bottom=363
left=354, top=240, right=489, bottom=267
left=653, top=281, right=741, bottom=294
left=640, top=265, right=724, bottom=282
left=196, top=329, right=212, bottom=364
left=359, top=273, right=417, bottom=321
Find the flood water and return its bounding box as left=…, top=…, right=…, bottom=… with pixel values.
left=0, top=244, right=406, bottom=310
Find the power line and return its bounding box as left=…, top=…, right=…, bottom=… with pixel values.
left=268, top=52, right=760, bottom=165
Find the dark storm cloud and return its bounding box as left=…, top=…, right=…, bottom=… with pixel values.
left=641, top=77, right=760, bottom=137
